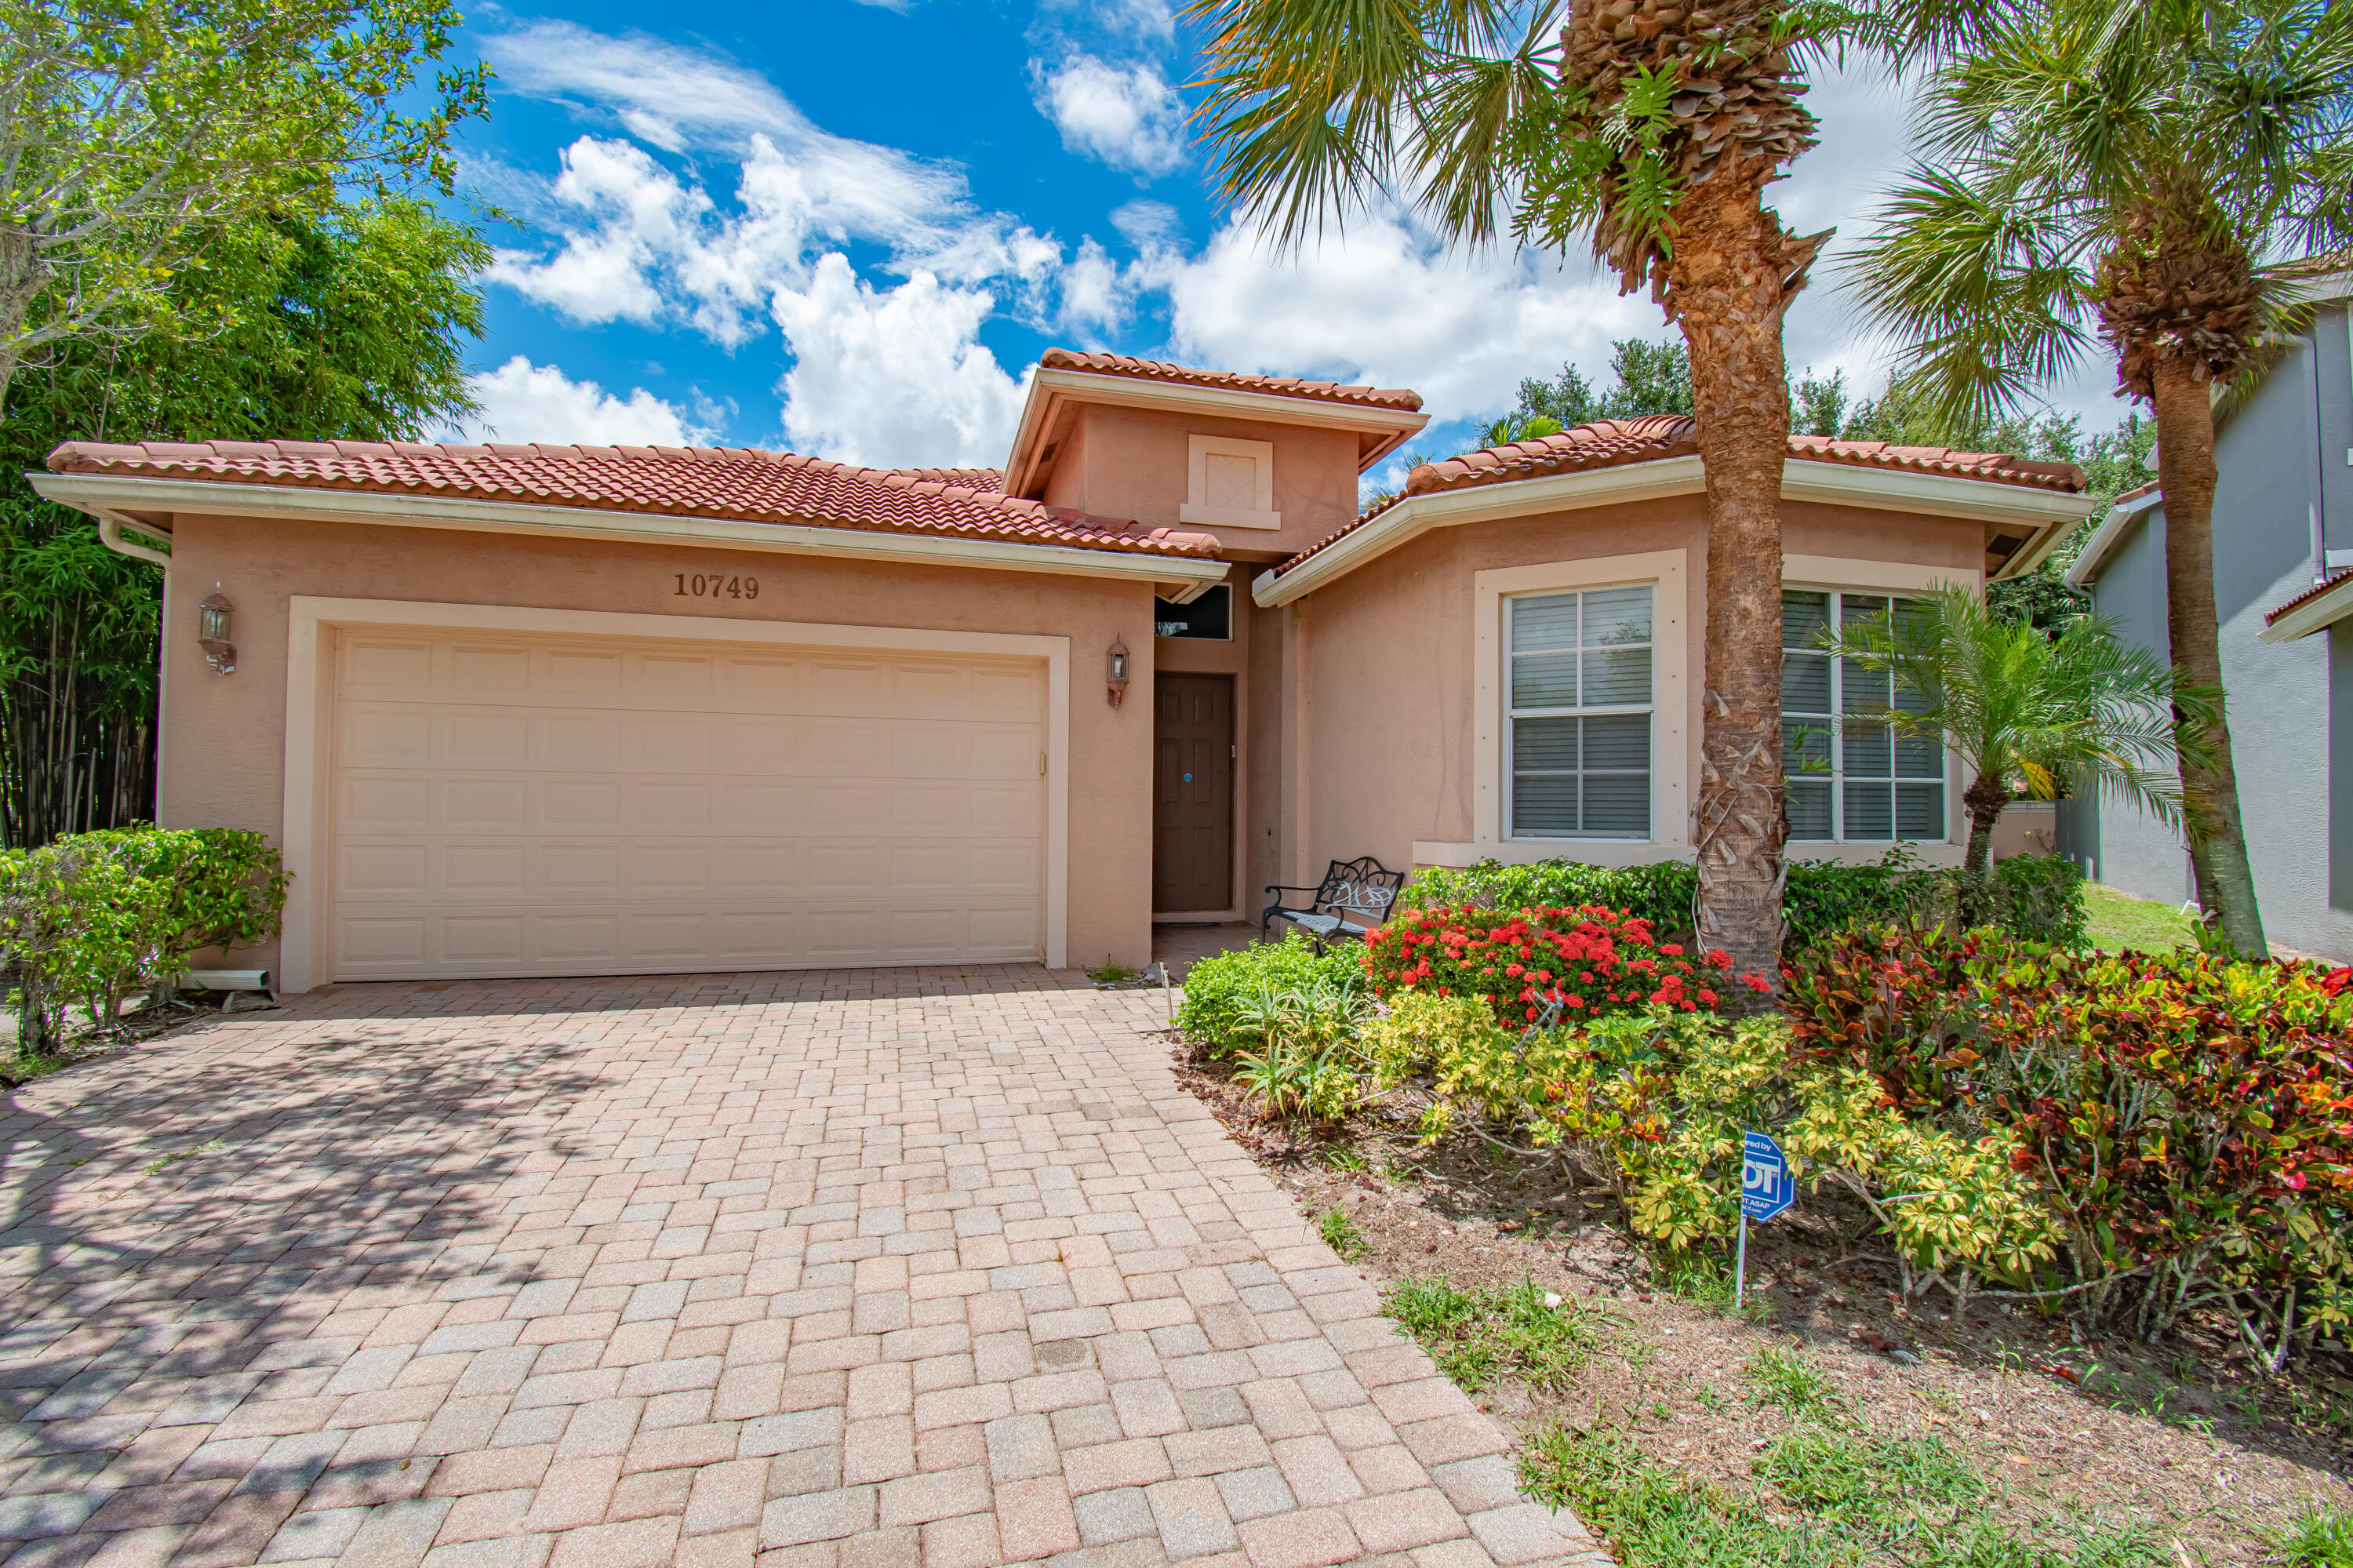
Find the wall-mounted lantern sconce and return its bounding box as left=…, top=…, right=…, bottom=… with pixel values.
left=1106, top=636, right=1129, bottom=707
left=198, top=585, right=235, bottom=675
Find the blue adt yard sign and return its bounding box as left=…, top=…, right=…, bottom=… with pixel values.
left=1742, top=1130, right=1795, bottom=1221
left=1735, top=1130, right=1795, bottom=1306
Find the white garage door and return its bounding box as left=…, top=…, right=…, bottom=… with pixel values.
left=329, top=628, right=1047, bottom=980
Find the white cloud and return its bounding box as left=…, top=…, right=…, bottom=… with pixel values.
left=1056, top=238, right=1130, bottom=337
left=1111, top=198, right=1181, bottom=250
left=488, top=21, right=958, bottom=218
left=1032, top=55, right=1187, bottom=177
left=1152, top=210, right=1656, bottom=424
left=771, top=256, right=1031, bottom=468
left=461, top=356, right=710, bottom=447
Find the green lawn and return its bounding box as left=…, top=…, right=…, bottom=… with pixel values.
left=2083, top=882, right=2198, bottom=954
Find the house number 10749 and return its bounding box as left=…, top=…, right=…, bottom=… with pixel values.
left=675, top=573, right=758, bottom=600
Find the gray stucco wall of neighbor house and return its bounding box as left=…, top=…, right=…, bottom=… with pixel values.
left=2079, top=311, right=2353, bottom=961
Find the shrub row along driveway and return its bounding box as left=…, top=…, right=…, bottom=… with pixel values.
left=0, top=967, right=1607, bottom=1568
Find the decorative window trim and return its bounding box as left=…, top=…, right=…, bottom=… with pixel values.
left=1179, top=434, right=1281, bottom=530
left=1474, top=551, right=1691, bottom=853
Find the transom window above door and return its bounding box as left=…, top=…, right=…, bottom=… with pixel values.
left=1507, top=585, right=1654, bottom=839
left=1782, top=591, right=1944, bottom=842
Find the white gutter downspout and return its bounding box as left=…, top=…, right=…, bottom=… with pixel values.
left=97, top=514, right=173, bottom=569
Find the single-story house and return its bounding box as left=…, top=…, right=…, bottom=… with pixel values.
left=34, top=348, right=2089, bottom=990
left=2053, top=262, right=2353, bottom=962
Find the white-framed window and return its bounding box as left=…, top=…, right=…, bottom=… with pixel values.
left=1506, top=584, right=1654, bottom=839
left=1782, top=590, right=1944, bottom=842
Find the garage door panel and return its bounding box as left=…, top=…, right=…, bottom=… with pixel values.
left=339, top=915, right=428, bottom=967
left=341, top=777, right=431, bottom=831
left=548, top=649, right=625, bottom=697
left=546, top=715, right=625, bottom=768
left=635, top=780, right=714, bottom=829
left=546, top=845, right=625, bottom=893
left=342, top=638, right=435, bottom=692
left=538, top=912, right=622, bottom=961
left=711, top=781, right=797, bottom=828
left=715, top=718, right=800, bottom=772
left=342, top=708, right=433, bottom=766
left=339, top=844, right=428, bottom=895
left=807, top=660, right=889, bottom=711
left=970, top=844, right=1040, bottom=890
left=444, top=844, right=527, bottom=893
left=715, top=846, right=798, bottom=894
left=449, top=644, right=532, bottom=693
left=331, top=628, right=1046, bottom=980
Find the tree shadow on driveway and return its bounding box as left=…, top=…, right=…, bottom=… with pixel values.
left=0, top=994, right=613, bottom=1503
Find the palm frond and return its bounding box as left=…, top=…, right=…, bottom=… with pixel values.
left=1824, top=585, right=2191, bottom=831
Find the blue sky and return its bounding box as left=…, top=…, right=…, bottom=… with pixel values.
left=447, top=0, right=2129, bottom=492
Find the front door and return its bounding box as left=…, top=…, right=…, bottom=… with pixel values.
left=1153, top=673, right=1233, bottom=912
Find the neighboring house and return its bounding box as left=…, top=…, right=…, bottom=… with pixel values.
left=2053, top=270, right=2353, bottom=962
left=33, top=349, right=2086, bottom=991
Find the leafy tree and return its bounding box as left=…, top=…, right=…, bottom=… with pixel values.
left=1514, top=337, right=1697, bottom=431
left=0, top=198, right=486, bottom=847
left=1826, top=586, right=2193, bottom=927
left=1791, top=369, right=1848, bottom=437
left=0, top=0, right=487, bottom=413
left=1845, top=0, right=2353, bottom=955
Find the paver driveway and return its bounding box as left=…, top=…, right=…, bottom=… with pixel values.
left=0, top=966, right=1609, bottom=1568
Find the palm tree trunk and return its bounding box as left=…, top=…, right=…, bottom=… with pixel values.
left=1676, top=191, right=1794, bottom=996
left=1958, top=770, right=2008, bottom=928
left=2148, top=358, right=2266, bottom=955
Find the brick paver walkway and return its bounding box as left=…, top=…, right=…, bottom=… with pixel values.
left=0, top=967, right=1609, bottom=1568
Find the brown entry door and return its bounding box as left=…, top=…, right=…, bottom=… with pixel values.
left=1154, top=674, right=1234, bottom=912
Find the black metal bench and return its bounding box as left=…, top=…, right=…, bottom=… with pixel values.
left=1261, top=857, right=1406, bottom=948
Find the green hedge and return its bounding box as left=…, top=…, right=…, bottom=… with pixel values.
left=1175, top=933, right=1364, bottom=1056
left=1398, top=848, right=2086, bottom=955
left=1, top=827, right=288, bottom=1053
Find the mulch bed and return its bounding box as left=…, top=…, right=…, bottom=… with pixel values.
left=1171, top=1042, right=2353, bottom=1564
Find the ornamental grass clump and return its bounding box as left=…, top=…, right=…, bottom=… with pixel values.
left=1362, top=903, right=1768, bottom=1025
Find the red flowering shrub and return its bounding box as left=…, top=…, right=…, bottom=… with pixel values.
left=1362, top=903, right=1741, bottom=1023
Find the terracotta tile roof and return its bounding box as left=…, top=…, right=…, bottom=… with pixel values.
left=44, top=440, right=1220, bottom=559
left=2268, top=569, right=2353, bottom=626
left=2111, top=481, right=2159, bottom=508
left=893, top=467, right=1006, bottom=491
left=1038, top=348, right=1424, bottom=413
left=1276, top=416, right=2089, bottom=577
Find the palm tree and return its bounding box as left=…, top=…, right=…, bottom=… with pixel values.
left=1478, top=411, right=1564, bottom=448
left=1843, top=0, right=2353, bottom=954
left=1187, top=0, right=1839, bottom=989
left=1827, top=586, right=2196, bottom=929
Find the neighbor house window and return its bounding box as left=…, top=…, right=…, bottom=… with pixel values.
left=1507, top=585, right=1653, bottom=839
left=1783, top=591, right=1944, bottom=842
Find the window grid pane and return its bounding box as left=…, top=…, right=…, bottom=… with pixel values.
left=1508, top=588, right=1653, bottom=839
left=1780, top=589, right=1945, bottom=843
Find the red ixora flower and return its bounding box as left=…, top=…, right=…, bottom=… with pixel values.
left=1740, top=973, right=1773, bottom=993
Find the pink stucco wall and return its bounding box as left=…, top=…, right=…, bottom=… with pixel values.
left=154, top=511, right=1162, bottom=980
left=1049, top=405, right=1365, bottom=562
left=1288, top=498, right=1989, bottom=879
